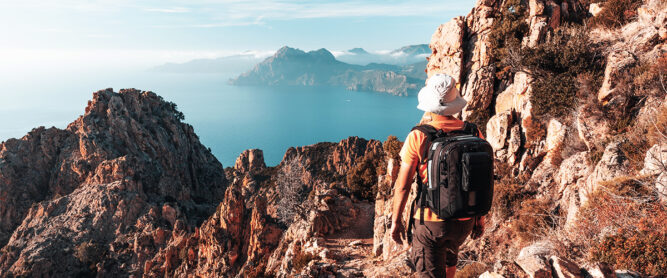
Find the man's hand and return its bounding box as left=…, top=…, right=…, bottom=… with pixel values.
left=390, top=219, right=405, bottom=246
left=471, top=215, right=485, bottom=239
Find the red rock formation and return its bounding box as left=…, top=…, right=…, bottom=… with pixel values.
left=0, top=89, right=226, bottom=276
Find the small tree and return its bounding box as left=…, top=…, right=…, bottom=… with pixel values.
left=275, top=158, right=313, bottom=224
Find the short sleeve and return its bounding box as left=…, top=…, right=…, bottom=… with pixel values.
left=399, top=130, right=426, bottom=166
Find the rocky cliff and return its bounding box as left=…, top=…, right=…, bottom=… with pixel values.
left=0, top=89, right=227, bottom=276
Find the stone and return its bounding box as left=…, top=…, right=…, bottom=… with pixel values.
left=495, top=72, right=532, bottom=115
left=583, top=141, right=631, bottom=204
left=598, top=50, right=636, bottom=102
left=427, top=17, right=465, bottom=81
left=640, top=143, right=667, bottom=176
left=486, top=111, right=514, bottom=151
left=235, top=149, right=266, bottom=174
left=546, top=119, right=566, bottom=155
left=628, top=26, right=660, bottom=53
left=525, top=16, right=549, bottom=47
left=515, top=241, right=554, bottom=278
left=530, top=0, right=546, bottom=16
left=480, top=271, right=506, bottom=278
left=584, top=262, right=617, bottom=278
left=615, top=270, right=643, bottom=278
left=508, top=125, right=522, bottom=164
left=660, top=27, right=667, bottom=40
left=589, top=3, right=603, bottom=17
left=550, top=256, right=583, bottom=278
left=461, top=67, right=496, bottom=119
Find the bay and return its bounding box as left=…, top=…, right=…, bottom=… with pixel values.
left=0, top=70, right=422, bottom=167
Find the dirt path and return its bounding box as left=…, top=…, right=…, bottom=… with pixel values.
left=321, top=201, right=376, bottom=276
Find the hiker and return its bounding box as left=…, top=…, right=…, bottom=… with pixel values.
left=390, top=73, right=493, bottom=278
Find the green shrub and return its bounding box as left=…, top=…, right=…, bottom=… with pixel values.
left=489, top=0, right=529, bottom=78
left=589, top=0, right=643, bottom=29
left=383, top=135, right=403, bottom=161
left=521, top=26, right=605, bottom=119
left=346, top=153, right=381, bottom=200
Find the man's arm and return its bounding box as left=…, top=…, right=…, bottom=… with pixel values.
left=390, top=161, right=418, bottom=245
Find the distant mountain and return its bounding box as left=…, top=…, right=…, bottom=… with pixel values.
left=390, top=44, right=431, bottom=56
left=335, top=44, right=431, bottom=66
left=229, top=46, right=427, bottom=96
left=150, top=53, right=269, bottom=74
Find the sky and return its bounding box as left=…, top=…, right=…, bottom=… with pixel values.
left=0, top=0, right=476, bottom=70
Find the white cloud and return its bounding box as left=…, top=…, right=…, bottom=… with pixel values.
left=145, top=7, right=190, bottom=13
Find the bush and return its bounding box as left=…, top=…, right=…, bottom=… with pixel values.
left=383, top=135, right=403, bottom=161
left=455, top=262, right=487, bottom=278
left=588, top=0, right=643, bottom=29
left=489, top=0, right=529, bottom=78
left=346, top=153, right=381, bottom=200
left=74, top=240, right=105, bottom=267
left=590, top=222, right=666, bottom=276
left=493, top=163, right=535, bottom=219
left=521, top=26, right=605, bottom=119
left=292, top=248, right=320, bottom=272
left=275, top=158, right=313, bottom=224
left=513, top=199, right=556, bottom=243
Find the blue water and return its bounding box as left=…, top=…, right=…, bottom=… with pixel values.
left=0, top=71, right=422, bottom=167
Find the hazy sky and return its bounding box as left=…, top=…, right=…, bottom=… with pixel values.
left=0, top=0, right=475, bottom=69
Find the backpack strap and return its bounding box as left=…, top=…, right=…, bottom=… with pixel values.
left=463, top=121, right=480, bottom=137
left=411, top=125, right=440, bottom=164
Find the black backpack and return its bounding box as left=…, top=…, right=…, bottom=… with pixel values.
left=407, top=122, right=494, bottom=241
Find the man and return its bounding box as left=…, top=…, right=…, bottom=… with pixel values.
left=390, top=73, right=486, bottom=278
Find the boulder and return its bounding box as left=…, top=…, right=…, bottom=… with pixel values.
left=235, top=149, right=266, bottom=174
left=583, top=141, right=630, bottom=204
left=640, top=143, right=667, bottom=176
left=589, top=3, right=603, bottom=17
left=546, top=119, right=566, bottom=157
left=515, top=241, right=554, bottom=278
left=550, top=256, right=583, bottom=278
left=495, top=72, right=533, bottom=115
left=584, top=262, right=617, bottom=278
left=598, top=50, right=636, bottom=102
left=486, top=111, right=514, bottom=151
left=615, top=270, right=643, bottom=278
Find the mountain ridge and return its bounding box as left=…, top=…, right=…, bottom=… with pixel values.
left=229, top=46, right=426, bottom=96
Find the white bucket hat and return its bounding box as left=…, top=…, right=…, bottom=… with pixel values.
left=417, top=73, right=467, bottom=116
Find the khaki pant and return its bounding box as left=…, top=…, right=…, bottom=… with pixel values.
left=410, top=219, right=474, bottom=278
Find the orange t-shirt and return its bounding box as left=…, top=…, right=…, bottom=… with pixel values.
left=399, top=113, right=484, bottom=222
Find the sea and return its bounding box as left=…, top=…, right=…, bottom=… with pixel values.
left=0, top=70, right=422, bottom=167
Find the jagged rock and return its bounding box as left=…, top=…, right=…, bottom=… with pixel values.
left=524, top=16, right=549, bottom=47
left=495, top=72, right=532, bottom=115
left=530, top=0, right=546, bottom=16
left=427, top=16, right=465, bottom=81
left=584, top=262, right=617, bottom=278
left=235, top=149, right=266, bottom=174
left=598, top=50, right=636, bottom=102
left=550, top=256, right=583, bottom=278
left=576, top=105, right=611, bottom=150
left=508, top=125, right=522, bottom=165
left=546, top=119, right=566, bottom=154
left=486, top=111, right=514, bottom=152
left=461, top=67, right=496, bottom=119
left=515, top=241, right=554, bottom=278
left=0, top=89, right=227, bottom=277
left=583, top=140, right=630, bottom=203
left=555, top=152, right=591, bottom=227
